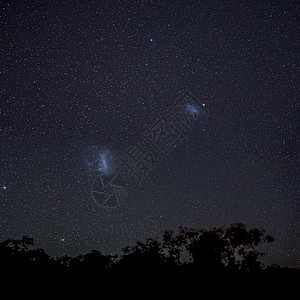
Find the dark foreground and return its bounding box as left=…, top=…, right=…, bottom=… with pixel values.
left=1, top=223, right=299, bottom=289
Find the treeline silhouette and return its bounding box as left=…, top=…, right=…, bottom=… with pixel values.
left=1, top=223, right=298, bottom=284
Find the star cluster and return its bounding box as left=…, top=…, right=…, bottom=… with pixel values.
left=0, top=1, right=298, bottom=267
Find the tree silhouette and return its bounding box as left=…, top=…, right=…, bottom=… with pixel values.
left=1, top=223, right=298, bottom=284
left=116, top=238, right=165, bottom=280
left=162, top=223, right=275, bottom=272
left=0, top=235, right=54, bottom=278
left=70, top=249, right=114, bottom=278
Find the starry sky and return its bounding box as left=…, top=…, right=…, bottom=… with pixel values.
left=0, top=0, right=298, bottom=267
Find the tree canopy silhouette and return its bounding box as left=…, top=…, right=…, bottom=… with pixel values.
left=1, top=223, right=298, bottom=284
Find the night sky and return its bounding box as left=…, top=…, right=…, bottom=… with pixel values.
left=0, top=0, right=298, bottom=267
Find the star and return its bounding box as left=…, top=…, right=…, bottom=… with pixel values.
left=0, top=0, right=297, bottom=269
